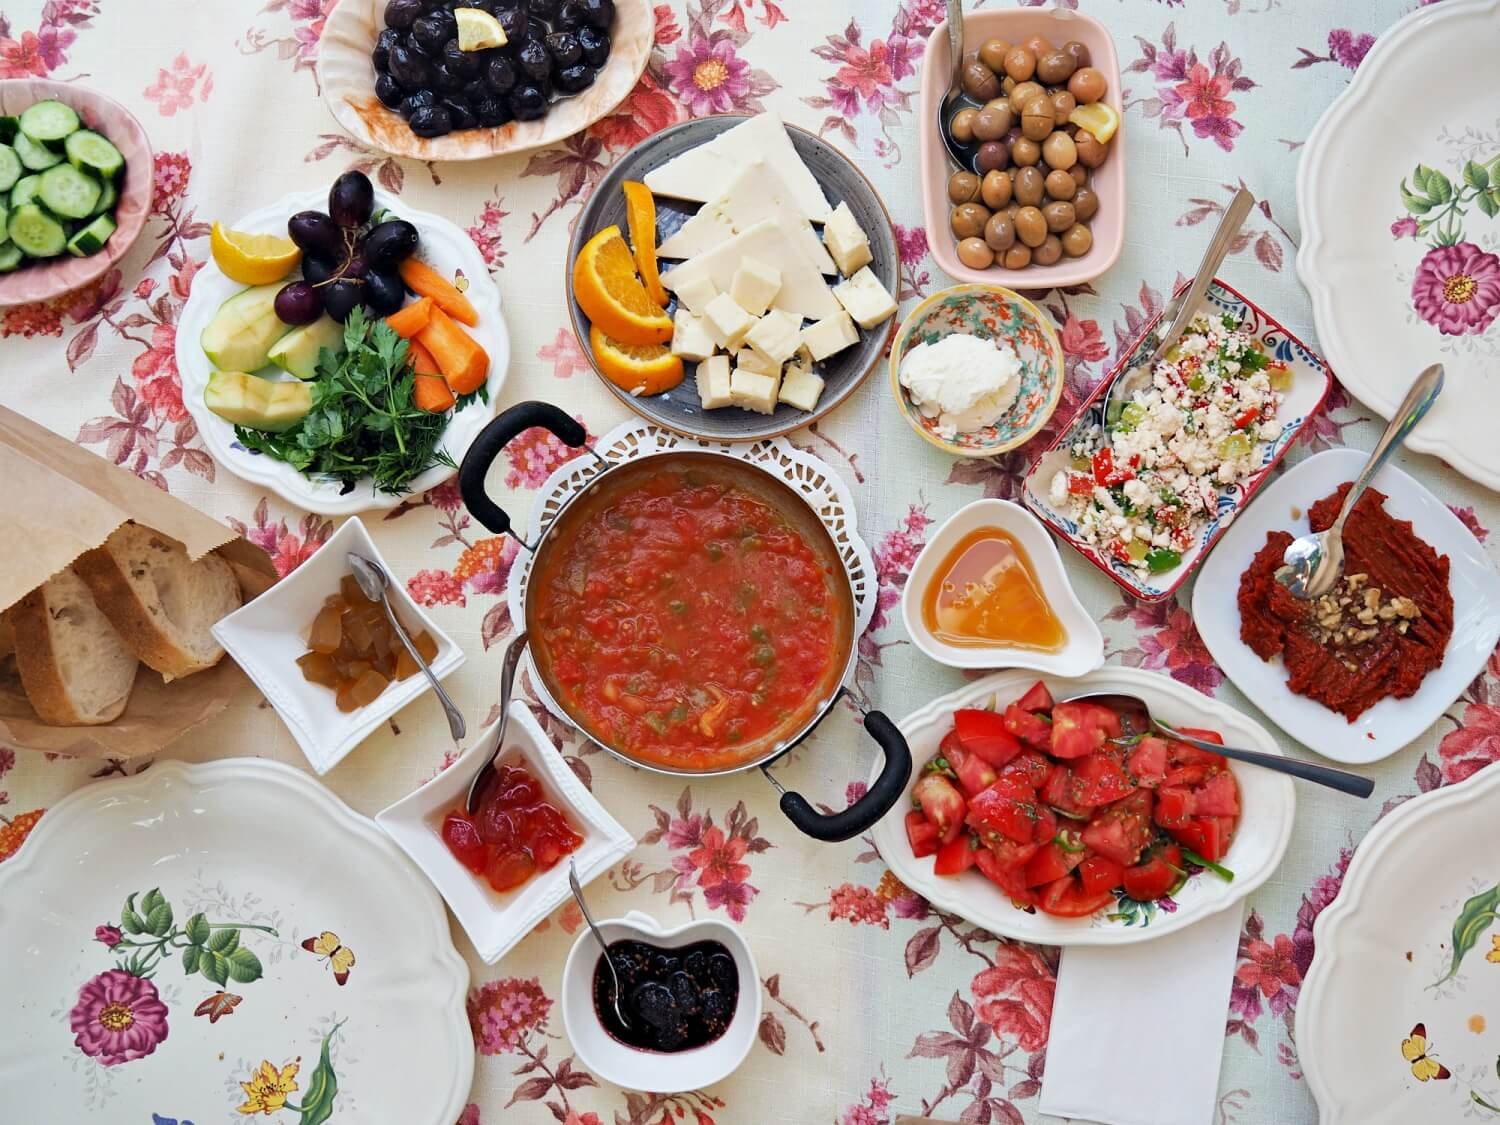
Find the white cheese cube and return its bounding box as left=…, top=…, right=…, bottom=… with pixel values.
left=730, top=366, right=781, bottom=415
left=735, top=348, right=781, bottom=377
left=832, top=266, right=897, bottom=329
left=745, top=308, right=803, bottom=366
left=778, top=366, right=825, bottom=412
left=729, top=256, right=782, bottom=317
left=823, top=201, right=873, bottom=277
left=670, top=310, right=717, bottom=362
left=697, top=353, right=733, bottom=409
left=673, top=275, right=718, bottom=316
left=801, top=311, right=859, bottom=361
left=787, top=344, right=815, bottom=377
left=703, top=292, right=756, bottom=351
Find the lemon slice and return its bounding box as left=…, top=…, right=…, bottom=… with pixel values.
left=1069, top=102, right=1120, bottom=144
left=210, top=223, right=301, bottom=285
left=455, top=7, right=507, bottom=51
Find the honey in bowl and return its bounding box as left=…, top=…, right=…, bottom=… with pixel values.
left=922, top=527, right=1066, bottom=651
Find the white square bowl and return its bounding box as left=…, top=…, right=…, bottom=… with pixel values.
left=210, top=516, right=464, bottom=774
left=1192, top=448, right=1500, bottom=764
left=376, top=702, right=635, bottom=965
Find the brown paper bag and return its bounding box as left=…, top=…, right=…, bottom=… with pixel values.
left=0, top=405, right=278, bottom=759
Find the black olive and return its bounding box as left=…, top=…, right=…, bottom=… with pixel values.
left=576, top=25, right=609, bottom=66
left=375, top=73, right=405, bottom=109
left=408, top=104, right=454, bottom=137
left=461, top=78, right=491, bottom=104
left=526, top=16, right=549, bottom=41
left=554, top=63, right=594, bottom=93
left=443, top=96, right=477, bottom=131
left=362, top=268, right=407, bottom=317
left=323, top=278, right=364, bottom=324
left=490, top=0, right=527, bottom=10
left=576, top=0, right=613, bottom=30
left=473, top=95, right=513, bottom=128
left=383, top=0, right=423, bottom=29
left=555, top=1, right=586, bottom=30
left=495, top=7, right=528, bottom=40
left=485, top=54, right=518, bottom=94
left=399, top=88, right=438, bottom=118
left=410, top=14, right=450, bottom=54
left=387, top=43, right=434, bottom=89
left=429, top=60, right=463, bottom=91
left=530, top=0, right=561, bottom=18
left=303, top=256, right=339, bottom=287
left=440, top=39, right=481, bottom=78
left=544, top=31, right=581, bottom=67
left=360, top=219, right=420, bottom=267
left=516, top=39, right=550, bottom=81
left=373, top=27, right=401, bottom=71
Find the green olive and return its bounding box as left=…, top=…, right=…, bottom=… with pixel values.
left=1002, top=244, right=1032, bottom=270
left=951, top=201, right=992, bottom=240
left=980, top=168, right=1013, bottom=209
left=956, top=236, right=995, bottom=270
left=1033, top=234, right=1063, bottom=266
left=1044, top=168, right=1077, bottom=200
left=962, top=60, right=1001, bottom=101
left=1002, top=45, right=1036, bottom=82
left=950, top=106, right=980, bottom=145
left=1042, top=131, right=1078, bottom=170
left=1015, top=205, right=1048, bottom=248
left=1072, top=186, right=1100, bottom=221
left=983, top=212, right=1016, bottom=251
left=1042, top=200, right=1077, bottom=232
left=978, top=38, right=1011, bottom=72
left=948, top=170, right=982, bottom=205
left=1061, top=222, right=1094, bottom=257
left=1013, top=165, right=1045, bottom=206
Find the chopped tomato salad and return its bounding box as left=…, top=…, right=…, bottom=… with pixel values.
left=904, top=682, right=1240, bottom=918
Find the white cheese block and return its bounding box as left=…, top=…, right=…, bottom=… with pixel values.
left=673, top=275, right=718, bottom=315
left=801, top=311, right=859, bottom=361
left=662, top=219, right=840, bottom=322
left=824, top=201, right=873, bottom=277
left=746, top=308, right=802, bottom=366
left=656, top=205, right=736, bottom=261
left=779, top=366, right=826, bottom=412
left=643, top=111, right=832, bottom=223
left=833, top=266, right=898, bottom=329
left=670, top=310, right=717, bottom=362
left=703, top=293, right=756, bottom=351
left=730, top=366, right=781, bottom=415
left=730, top=257, right=782, bottom=317
left=698, top=353, right=733, bottom=409
left=656, top=161, right=837, bottom=275
left=734, top=348, right=780, bottom=377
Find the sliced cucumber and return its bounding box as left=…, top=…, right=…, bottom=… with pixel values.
left=10, top=173, right=40, bottom=209
left=92, top=177, right=117, bottom=216
left=0, top=201, right=7, bottom=237
left=0, top=145, right=19, bottom=193
left=66, top=212, right=115, bottom=257
left=0, top=117, right=17, bottom=144
left=13, top=131, right=61, bottom=172
left=0, top=242, right=22, bottom=272
left=38, top=164, right=99, bottom=218
left=65, top=130, right=123, bottom=181
left=18, top=100, right=80, bottom=144
left=8, top=203, right=66, bottom=258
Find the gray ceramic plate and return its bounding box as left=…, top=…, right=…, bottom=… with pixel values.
left=567, top=115, right=899, bottom=441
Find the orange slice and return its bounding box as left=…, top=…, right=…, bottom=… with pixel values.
left=590, top=324, right=684, bottom=396
left=621, top=181, right=668, bottom=307
left=573, top=225, right=673, bottom=346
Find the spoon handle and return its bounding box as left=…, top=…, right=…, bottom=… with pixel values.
left=1158, top=188, right=1255, bottom=356
left=377, top=590, right=466, bottom=742
left=1159, top=723, right=1374, bottom=798
left=1330, top=363, right=1444, bottom=534
left=945, top=0, right=965, bottom=95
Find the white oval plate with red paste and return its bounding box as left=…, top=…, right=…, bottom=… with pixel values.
left=1193, top=448, right=1500, bottom=764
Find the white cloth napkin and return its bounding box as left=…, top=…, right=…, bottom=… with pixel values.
left=1038, top=905, right=1244, bottom=1125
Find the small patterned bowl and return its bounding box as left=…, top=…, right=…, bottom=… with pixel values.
left=889, top=284, right=1064, bottom=458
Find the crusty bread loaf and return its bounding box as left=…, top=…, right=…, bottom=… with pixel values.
left=0, top=609, right=13, bottom=663
left=73, top=522, right=242, bottom=682
left=11, top=568, right=139, bottom=725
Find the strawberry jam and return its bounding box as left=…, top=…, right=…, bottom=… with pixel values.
left=440, top=761, right=582, bottom=893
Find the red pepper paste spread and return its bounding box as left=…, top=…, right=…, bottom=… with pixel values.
left=1237, top=483, right=1452, bottom=721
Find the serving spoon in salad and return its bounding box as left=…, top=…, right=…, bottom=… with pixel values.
left=1101, top=188, right=1256, bottom=430
left=1275, top=363, right=1444, bottom=600
left=1065, top=692, right=1375, bottom=798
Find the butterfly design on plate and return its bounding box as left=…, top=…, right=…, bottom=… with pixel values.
left=1401, top=1023, right=1451, bottom=1082
left=301, top=930, right=356, bottom=986
left=193, top=991, right=242, bottom=1024
left=1486, top=935, right=1500, bottom=964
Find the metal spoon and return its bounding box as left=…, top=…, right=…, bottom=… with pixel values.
left=568, top=861, right=631, bottom=1031
left=463, top=629, right=528, bottom=815
left=1101, top=188, right=1256, bottom=430
left=1275, top=363, right=1444, bottom=600
left=347, top=552, right=465, bottom=742
left=1064, top=691, right=1375, bottom=798
left=937, top=0, right=975, bottom=169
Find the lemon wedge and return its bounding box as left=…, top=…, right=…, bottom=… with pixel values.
left=1069, top=102, right=1120, bottom=144
left=455, top=7, right=507, bottom=51
left=210, top=223, right=301, bottom=285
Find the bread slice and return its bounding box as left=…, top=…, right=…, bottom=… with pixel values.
left=12, top=568, right=139, bottom=725
left=73, top=522, right=242, bottom=682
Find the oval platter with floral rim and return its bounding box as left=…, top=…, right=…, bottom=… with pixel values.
left=1298, top=762, right=1500, bottom=1124
left=1298, top=0, right=1500, bottom=490
left=0, top=759, right=472, bottom=1124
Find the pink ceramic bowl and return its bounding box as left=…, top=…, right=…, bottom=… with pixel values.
left=0, top=79, right=152, bottom=308
left=918, top=8, right=1125, bottom=289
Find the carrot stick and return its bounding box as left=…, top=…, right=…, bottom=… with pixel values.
left=385, top=296, right=433, bottom=339
left=398, top=259, right=479, bottom=327
left=413, top=372, right=455, bottom=414
left=416, top=305, right=488, bottom=395
left=407, top=338, right=442, bottom=376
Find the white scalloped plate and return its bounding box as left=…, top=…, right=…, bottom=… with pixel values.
left=177, top=187, right=509, bottom=515
left=1299, top=763, right=1500, bottom=1123
left=1297, top=0, right=1500, bottom=490
left=870, top=667, right=1296, bottom=946
left=0, top=758, right=472, bottom=1123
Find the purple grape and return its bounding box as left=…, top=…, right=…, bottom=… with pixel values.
left=288, top=211, right=344, bottom=259
left=275, top=281, right=324, bottom=326
left=329, top=171, right=374, bottom=229
left=323, top=279, right=364, bottom=323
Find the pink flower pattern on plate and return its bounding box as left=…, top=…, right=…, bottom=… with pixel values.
left=1411, top=242, right=1500, bottom=336
left=69, top=969, right=170, bottom=1066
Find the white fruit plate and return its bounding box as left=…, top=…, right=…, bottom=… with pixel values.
left=870, top=667, right=1296, bottom=946
left=0, top=758, right=472, bottom=1123
left=178, top=187, right=510, bottom=516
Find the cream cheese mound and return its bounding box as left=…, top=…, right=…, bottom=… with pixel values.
left=899, top=333, right=1023, bottom=438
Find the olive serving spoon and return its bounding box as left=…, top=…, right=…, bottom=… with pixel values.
left=569, top=861, right=632, bottom=1032
left=937, top=0, right=976, bottom=169
left=462, top=628, right=529, bottom=815
left=347, top=552, right=465, bottom=742
left=1063, top=692, right=1375, bottom=798
left=1275, top=363, right=1444, bottom=601
left=1099, top=187, right=1256, bottom=430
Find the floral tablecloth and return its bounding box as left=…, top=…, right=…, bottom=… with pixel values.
left=2, top=1, right=1494, bottom=1123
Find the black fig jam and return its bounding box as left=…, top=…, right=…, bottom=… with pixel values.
left=593, top=939, right=739, bottom=1052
